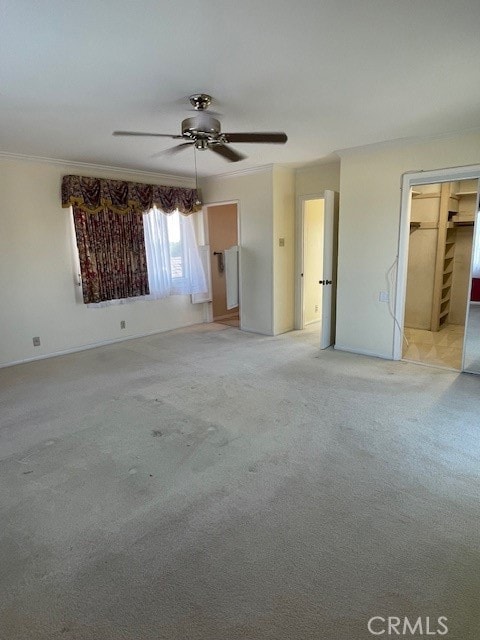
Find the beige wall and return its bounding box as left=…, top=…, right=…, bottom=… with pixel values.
left=273, top=166, right=295, bottom=335
left=296, top=161, right=341, bottom=197
left=206, top=203, right=238, bottom=319
left=0, top=157, right=204, bottom=366
left=201, top=165, right=302, bottom=336
left=201, top=168, right=274, bottom=334
left=304, top=199, right=324, bottom=325
left=337, top=132, right=480, bottom=358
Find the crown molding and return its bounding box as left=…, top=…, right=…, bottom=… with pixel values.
left=335, top=126, right=480, bottom=158
left=0, top=151, right=194, bottom=186
left=203, top=163, right=274, bottom=181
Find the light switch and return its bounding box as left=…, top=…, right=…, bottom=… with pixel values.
left=379, top=291, right=389, bottom=302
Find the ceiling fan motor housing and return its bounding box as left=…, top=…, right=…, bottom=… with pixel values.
left=181, top=114, right=221, bottom=141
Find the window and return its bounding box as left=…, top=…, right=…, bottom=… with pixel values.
left=63, top=175, right=204, bottom=306
left=143, top=208, right=207, bottom=299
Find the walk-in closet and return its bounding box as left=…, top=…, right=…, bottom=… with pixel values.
left=403, top=178, right=479, bottom=369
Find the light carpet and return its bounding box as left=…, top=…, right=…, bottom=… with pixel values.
left=1, top=323, right=479, bottom=639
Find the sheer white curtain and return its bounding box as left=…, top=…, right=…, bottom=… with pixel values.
left=143, top=207, right=207, bottom=298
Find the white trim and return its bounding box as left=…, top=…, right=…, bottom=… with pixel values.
left=240, top=326, right=273, bottom=336
left=393, top=164, right=480, bottom=361
left=0, top=151, right=194, bottom=185
left=334, top=344, right=391, bottom=360
left=0, top=321, right=202, bottom=369
left=202, top=198, right=239, bottom=207
left=204, top=164, right=274, bottom=180
left=336, top=127, right=480, bottom=158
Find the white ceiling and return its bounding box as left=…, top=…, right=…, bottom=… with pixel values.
left=1, top=0, right=480, bottom=178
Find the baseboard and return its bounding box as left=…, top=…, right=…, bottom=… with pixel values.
left=0, top=320, right=201, bottom=369
left=334, top=344, right=393, bottom=360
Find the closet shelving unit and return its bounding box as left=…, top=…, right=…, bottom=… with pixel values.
left=451, top=183, right=477, bottom=224
left=410, top=180, right=477, bottom=331
left=410, top=184, right=457, bottom=331
left=431, top=184, right=457, bottom=330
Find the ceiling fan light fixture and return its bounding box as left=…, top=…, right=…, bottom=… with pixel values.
left=182, top=115, right=221, bottom=138
left=113, top=93, right=287, bottom=164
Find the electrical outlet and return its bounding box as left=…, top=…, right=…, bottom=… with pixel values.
left=315, top=304, right=319, bottom=313
left=120, top=320, right=126, bottom=329
left=33, top=336, right=41, bottom=347
left=379, top=291, right=389, bottom=303
left=279, top=238, right=285, bottom=247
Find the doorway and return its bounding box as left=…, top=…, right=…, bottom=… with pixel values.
left=302, top=198, right=324, bottom=327
left=205, top=203, right=240, bottom=327
left=296, top=191, right=338, bottom=349
left=395, top=166, right=480, bottom=372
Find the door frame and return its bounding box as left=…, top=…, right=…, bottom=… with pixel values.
left=295, top=193, right=328, bottom=330
left=393, top=164, right=480, bottom=361
left=202, top=199, right=241, bottom=327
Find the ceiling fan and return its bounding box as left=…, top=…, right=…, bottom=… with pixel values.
left=113, top=94, right=288, bottom=163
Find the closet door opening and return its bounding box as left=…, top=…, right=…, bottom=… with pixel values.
left=402, top=178, right=479, bottom=370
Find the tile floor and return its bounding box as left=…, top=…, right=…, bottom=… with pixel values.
left=215, top=315, right=240, bottom=327
left=403, top=323, right=465, bottom=370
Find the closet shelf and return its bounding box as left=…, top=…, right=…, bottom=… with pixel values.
left=444, top=264, right=454, bottom=275
left=409, top=221, right=438, bottom=229
left=411, top=193, right=441, bottom=200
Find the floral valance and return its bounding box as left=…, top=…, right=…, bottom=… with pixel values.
left=61, top=174, right=200, bottom=215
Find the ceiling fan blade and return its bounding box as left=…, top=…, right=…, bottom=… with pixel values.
left=113, top=131, right=183, bottom=139
left=209, top=143, right=246, bottom=162
left=223, top=132, right=287, bottom=144
left=150, top=142, right=194, bottom=158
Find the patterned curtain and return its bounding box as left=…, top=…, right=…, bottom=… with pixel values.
left=72, top=206, right=149, bottom=304
left=63, top=175, right=201, bottom=304
left=62, top=175, right=201, bottom=215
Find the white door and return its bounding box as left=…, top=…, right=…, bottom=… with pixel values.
left=298, top=191, right=338, bottom=348
left=225, top=245, right=239, bottom=310
left=320, top=190, right=338, bottom=349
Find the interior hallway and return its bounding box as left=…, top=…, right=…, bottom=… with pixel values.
left=1, top=323, right=479, bottom=640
